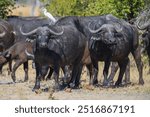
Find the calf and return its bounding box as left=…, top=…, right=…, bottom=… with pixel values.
left=0, top=41, right=33, bottom=82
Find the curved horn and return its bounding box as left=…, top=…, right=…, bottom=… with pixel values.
left=88, top=22, right=102, bottom=33
left=114, top=23, right=123, bottom=32
left=25, top=49, right=34, bottom=59
left=0, top=31, right=5, bottom=37
left=20, top=26, right=41, bottom=36
left=47, top=26, right=64, bottom=35
left=136, top=19, right=150, bottom=30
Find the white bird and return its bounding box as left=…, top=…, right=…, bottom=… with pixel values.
left=41, top=8, right=56, bottom=23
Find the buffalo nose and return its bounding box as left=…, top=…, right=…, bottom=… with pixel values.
left=40, top=43, right=47, bottom=48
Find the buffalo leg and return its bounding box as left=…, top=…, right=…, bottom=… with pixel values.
left=75, top=64, right=83, bottom=88
left=68, top=64, right=79, bottom=88
left=11, top=60, right=22, bottom=82
left=33, top=62, right=42, bottom=91
left=124, top=60, right=130, bottom=84
left=40, top=66, right=49, bottom=81
left=0, top=65, right=3, bottom=74
left=53, top=64, right=61, bottom=91
left=103, top=60, right=111, bottom=86
left=131, top=47, right=144, bottom=85
left=61, top=66, right=71, bottom=84
left=115, top=58, right=129, bottom=86
left=107, top=62, right=118, bottom=84
left=68, top=61, right=84, bottom=88
left=7, top=61, right=12, bottom=75
left=108, top=62, right=130, bottom=85
left=91, top=59, right=98, bottom=85
left=23, top=61, right=28, bottom=82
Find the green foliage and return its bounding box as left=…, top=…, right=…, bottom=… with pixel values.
left=41, top=0, right=147, bottom=19
left=0, top=0, right=15, bottom=19
left=113, top=0, right=145, bottom=20
left=84, top=0, right=116, bottom=16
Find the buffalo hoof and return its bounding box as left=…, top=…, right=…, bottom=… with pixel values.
left=12, top=78, right=16, bottom=83
left=115, top=81, right=122, bottom=87
left=68, top=83, right=75, bottom=88
left=122, top=80, right=131, bottom=86
left=103, top=80, right=109, bottom=86
left=68, top=83, right=80, bottom=89
left=92, top=79, right=98, bottom=85
left=139, top=79, right=144, bottom=85
left=32, top=85, right=40, bottom=92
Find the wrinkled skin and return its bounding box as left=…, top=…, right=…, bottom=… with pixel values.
left=89, top=22, right=144, bottom=86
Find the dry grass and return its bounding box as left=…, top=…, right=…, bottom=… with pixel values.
left=0, top=56, right=150, bottom=100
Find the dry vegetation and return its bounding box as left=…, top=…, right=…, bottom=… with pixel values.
left=10, top=5, right=40, bottom=16
left=0, top=55, right=150, bottom=100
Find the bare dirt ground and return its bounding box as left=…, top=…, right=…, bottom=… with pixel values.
left=0, top=59, right=150, bottom=100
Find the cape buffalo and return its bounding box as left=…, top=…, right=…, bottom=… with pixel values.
left=88, top=19, right=144, bottom=86
left=20, top=24, right=86, bottom=91
left=55, top=14, right=131, bottom=86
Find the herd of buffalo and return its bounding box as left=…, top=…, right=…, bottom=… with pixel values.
left=0, top=14, right=150, bottom=92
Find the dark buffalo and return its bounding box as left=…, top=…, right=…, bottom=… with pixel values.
left=88, top=19, right=144, bottom=86
left=0, top=19, right=15, bottom=73
left=55, top=14, right=131, bottom=86
left=20, top=24, right=86, bottom=91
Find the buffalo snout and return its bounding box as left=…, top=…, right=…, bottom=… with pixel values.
left=39, top=42, right=48, bottom=48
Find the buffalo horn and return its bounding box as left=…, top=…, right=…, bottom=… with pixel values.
left=47, top=26, right=64, bottom=35
left=136, top=19, right=150, bottom=30
left=114, top=23, right=122, bottom=32
left=88, top=22, right=102, bottom=33
left=20, top=26, right=41, bottom=36
left=0, top=31, right=5, bottom=37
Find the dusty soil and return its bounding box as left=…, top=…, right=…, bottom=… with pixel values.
left=0, top=60, right=150, bottom=100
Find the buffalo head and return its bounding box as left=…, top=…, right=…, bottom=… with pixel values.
left=88, top=23, right=122, bottom=45
left=20, top=25, right=64, bottom=48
